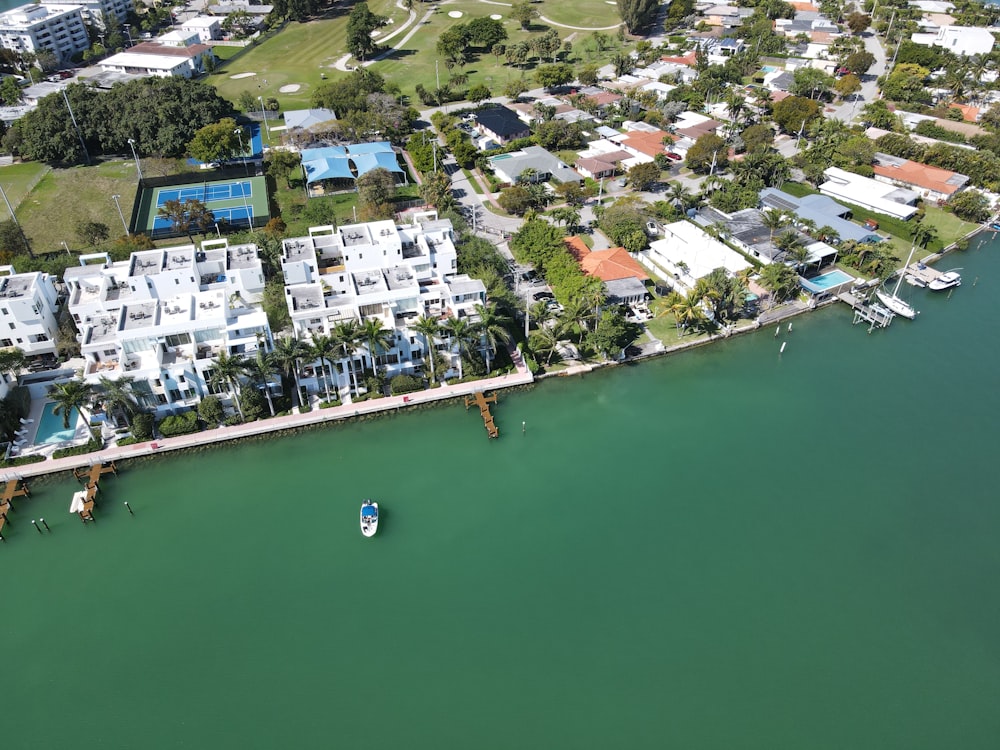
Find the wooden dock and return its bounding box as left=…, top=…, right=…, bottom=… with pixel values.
left=0, top=478, right=30, bottom=541
left=904, top=263, right=943, bottom=287
left=838, top=291, right=894, bottom=329
left=72, top=462, right=117, bottom=523
left=465, top=391, right=499, bottom=438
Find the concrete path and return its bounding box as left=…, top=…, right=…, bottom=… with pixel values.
left=537, top=15, right=623, bottom=31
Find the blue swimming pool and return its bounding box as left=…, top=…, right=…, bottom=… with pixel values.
left=762, top=65, right=778, bottom=73
left=802, top=269, right=854, bottom=292
left=34, top=401, right=82, bottom=445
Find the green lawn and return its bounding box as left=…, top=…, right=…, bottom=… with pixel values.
left=209, top=0, right=626, bottom=111
left=16, top=161, right=141, bottom=254
left=0, top=162, right=50, bottom=212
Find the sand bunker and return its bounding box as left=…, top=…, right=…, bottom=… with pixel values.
left=279, top=84, right=301, bottom=93
left=490, top=14, right=502, bottom=20
left=448, top=10, right=463, bottom=18
left=230, top=72, right=256, bottom=79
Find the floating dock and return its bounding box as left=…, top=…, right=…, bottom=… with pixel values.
left=71, top=462, right=118, bottom=523
left=465, top=391, right=499, bottom=438
left=0, top=477, right=30, bottom=541
left=838, top=291, right=894, bottom=329
left=904, top=263, right=944, bottom=287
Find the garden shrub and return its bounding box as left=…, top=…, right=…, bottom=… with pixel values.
left=132, top=413, right=154, bottom=441
left=156, top=411, right=201, bottom=437
left=198, top=395, right=224, bottom=425
left=239, top=388, right=266, bottom=421
left=389, top=374, right=423, bottom=395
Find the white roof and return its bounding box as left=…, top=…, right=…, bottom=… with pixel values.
left=181, top=16, right=220, bottom=27
left=819, top=167, right=919, bottom=220
left=647, top=220, right=750, bottom=291
left=100, top=52, right=191, bottom=71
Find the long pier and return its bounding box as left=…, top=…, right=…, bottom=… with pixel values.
left=465, top=391, right=499, bottom=438
left=0, top=478, right=30, bottom=541
left=838, top=291, right=894, bottom=329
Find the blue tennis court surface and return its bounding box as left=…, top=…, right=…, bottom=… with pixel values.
left=156, top=181, right=252, bottom=207
left=152, top=206, right=253, bottom=232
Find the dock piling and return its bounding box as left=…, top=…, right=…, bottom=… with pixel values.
left=124, top=501, right=133, bottom=516
left=32, top=520, right=41, bottom=535
left=40, top=518, right=49, bottom=532
left=780, top=342, right=786, bottom=354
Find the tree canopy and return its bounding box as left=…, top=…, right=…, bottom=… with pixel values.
left=187, top=118, right=243, bottom=163
left=346, top=2, right=387, bottom=61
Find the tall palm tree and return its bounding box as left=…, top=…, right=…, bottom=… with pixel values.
left=761, top=209, right=788, bottom=245
left=559, top=296, right=595, bottom=340
left=670, top=293, right=708, bottom=334
left=360, top=317, right=394, bottom=379
left=332, top=320, right=362, bottom=396
left=243, top=349, right=278, bottom=417
left=48, top=379, right=95, bottom=429
left=411, top=315, right=442, bottom=384
left=309, top=332, right=343, bottom=403
left=0, top=347, right=26, bottom=382
left=209, top=351, right=248, bottom=420
left=530, top=323, right=563, bottom=365
left=271, top=335, right=310, bottom=408
left=98, top=375, right=139, bottom=427
left=441, top=315, right=475, bottom=380
left=473, top=303, right=512, bottom=373
left=528, top=300, right=555, bottom=330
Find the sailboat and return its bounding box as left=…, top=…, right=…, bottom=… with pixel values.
left=876, top=244, right=919, bottom=320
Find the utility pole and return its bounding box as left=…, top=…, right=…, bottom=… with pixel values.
left=111, top=194, right=129, bottom=235
left=63, top=90, right=90, bottom=165
left=128, top=138, right=142, bottom=183
left=258, top=95, right=270, bottom=140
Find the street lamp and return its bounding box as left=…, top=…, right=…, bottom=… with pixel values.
left=127, top=138, right=143, bottom=183
left=257, top=95, right=270, bottom=139
left=234, top=128, right=249, bottom=177
left=111, top=194, right=129, bottom=235
left=123, top=23, right=133, bottom=47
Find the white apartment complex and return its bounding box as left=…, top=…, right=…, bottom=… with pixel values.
left=64, top=240, right=272, bottom=416
left=281, top=213, right=487, bottom=395
left=42, top=0, right=134, bottom=29
left=0, top=4, right=90, bottom=62
left=0, top=265, right=60, bottom=357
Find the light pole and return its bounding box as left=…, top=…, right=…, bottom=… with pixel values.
left=0, top=182, right=31, bottom=256
left=234, top=128, right=249, bottom=177
left=257, top=95, right=270, bottom=139
left=111, top=194, right=129, bottom=235
left=123, top=23, right=133, bottom=47
left=127, top=138, right=143, bottom=183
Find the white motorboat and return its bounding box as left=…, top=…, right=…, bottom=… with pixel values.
left=360, top=500, right=378, bottom=537
left=928, top=270, right=962, bottom=291
left=876, top=244, right=919, bottom=319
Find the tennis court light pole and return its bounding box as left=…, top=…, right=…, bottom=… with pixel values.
left=234, top=128, right=250, bottom=178
left=257, top=96, right=270, bottom=140
left=127, top=138, right=143, bottom=183
left=111, top=194, right=129, bottom=235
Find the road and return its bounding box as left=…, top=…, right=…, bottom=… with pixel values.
left=828, top=31, right=888, bottom=124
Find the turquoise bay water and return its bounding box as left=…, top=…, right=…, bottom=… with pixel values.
left=2, top=237, right=1000, bottom=748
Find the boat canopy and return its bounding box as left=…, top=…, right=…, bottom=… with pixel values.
left=362, top=505, right=377, bottom=518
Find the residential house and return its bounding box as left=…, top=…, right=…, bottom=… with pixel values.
left=99, top=40, right=214, bottom=78
left=774, top=17, right=841, bottom=40
left=64, top=241, right=272, bottom=416
left=701, top=4, right=754, bottom=29
left=179, top=16, right=223, bottom=43
left=702, top=37, right=745, bottom=65
left=619, top=130, right=671, bottom=162
left=818, top=167, right=920, bottom=220
left=283, top=107, right=337, bottom=134
left=0, top=3, right=90, bottom=62
left=911, top=25, right=995, bottom=56
left=280, top=214, right=486, bottom=391
left=487, top=146, right=581, bottom=185
left=759, top=188, right=884, bottom=244
left=472, top=106, right=530, bottom=145
left=0, top=265, right=60, bottom=359
left=565, top=236, right=649, bottom=306
left=641, top=220, right=751, bottom=295
left=871, top=152, right=969, bottom=202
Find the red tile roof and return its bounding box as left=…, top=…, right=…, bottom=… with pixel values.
left=621, top=130, right=671, bottom=157
left=566, top=238, right=649, bottom=282
left=661, top=51, right=697, bottom=66
left=872, top=159, right=966, bottom=196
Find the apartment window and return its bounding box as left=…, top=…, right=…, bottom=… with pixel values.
left=36, top=334, right=48, bottom=342
left=0, top=339, right=11, bottom=347
left=178, top=375, right=186, bottom=383
left=15, top=338, right=21, bottom=344
left=175, top=278, right=180, bottom=284
left=1, top=308, right=7, bottom=315
left=157, top=394, right=168, bottom=405
left=154, top=379, right=161, bottom=387
left=8, top=322, right=13, bottom=330
left=165, top=333, right=191, bottom=346
left=104, top=349, right=116, bottom=356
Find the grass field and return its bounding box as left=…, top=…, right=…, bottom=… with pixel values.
left=0, top=162, right=50, bottom=212
left=16, top=161, right=140, bottom=255
left=209, top=0, right=625, bottom=111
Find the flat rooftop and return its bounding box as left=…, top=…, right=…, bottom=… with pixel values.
left=0, top=276, right=33, bottom=300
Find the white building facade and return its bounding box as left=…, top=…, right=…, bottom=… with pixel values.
left=0, top=4, right=90, bottom=62
left=64, top=241, right=272, bottom=416
left=0, top=265, right=60, bottom=357
left=281, top=213, right=487, bottom=397
left=42, top=0, right=133, bottom=28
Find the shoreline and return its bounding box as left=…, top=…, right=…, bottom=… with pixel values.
left=2, top=231, right=984, bottom=482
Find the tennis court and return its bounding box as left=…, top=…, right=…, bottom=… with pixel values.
left=156, top=181, right=252, bottom=207
left=134, top=175, right=269, bottom=238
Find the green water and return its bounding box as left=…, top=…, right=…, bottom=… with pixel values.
left=4, top=238, right=1000, bottom=748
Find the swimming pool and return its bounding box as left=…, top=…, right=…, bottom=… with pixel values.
left=801, top=269, right=855, bottom=293
left=761, top=65, right=778, bottom=73
left=34, top=401, right=83, bottom=445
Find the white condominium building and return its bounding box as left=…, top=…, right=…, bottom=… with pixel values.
left=42, top=0, right=133, bottom=28
left=64, top=240, right=272, bottom=415
left=0, top=265, right=60, bottom=358
left=281, top=212, right=487, bottom=395
left=0, top=4, right=90, bottom=62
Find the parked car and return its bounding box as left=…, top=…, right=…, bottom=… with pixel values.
left=520, top=271, right=538, bottom=283
left=532, top=291, right=555, bottom=301
left=665, top=152, right=682, bottom=161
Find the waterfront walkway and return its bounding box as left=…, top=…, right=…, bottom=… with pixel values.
left=3, top=354, right=534, bottom=481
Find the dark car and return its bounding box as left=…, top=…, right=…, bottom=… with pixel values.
left=532, top=291, right=554, bottom=301
left=520, top=271, right=538, bottom=283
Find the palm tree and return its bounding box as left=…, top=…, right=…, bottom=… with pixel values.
left=530, top=323, right=563, bottom=365
left=912, top=222, right=938, bottom=249
left=309, top=332, right=342, bottom=403
left=243, top=349, right=278, bottom=416
left=0, top=347, right=26, bottom=382
left=528, top=300, right=555, bottom=330
left=762, top=209, right=788, bottom=245
left=48, top=379, right=95, bottom=429
left=473, top=303, right=512, bottom=373
left=559, top=296, right=595, bottom=340
left=271, top=335, right=310, bottom=408
left=670, top=292, right=708, bottom=334
left=209, top=351, right=248, bottom=420
left=332, top=320, right=362, bottom=396
left=411, top=315, right=442, bottom=384
left=97, top=375, right=138, bottom=427
left=360, top=317, right=394, bottom=379
left=441, top=315, right=475, bottom=380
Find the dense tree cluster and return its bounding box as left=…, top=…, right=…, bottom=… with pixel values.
left=4, top=78, right=231, bottom=165
left=311, top=69, right=416, bottom=144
